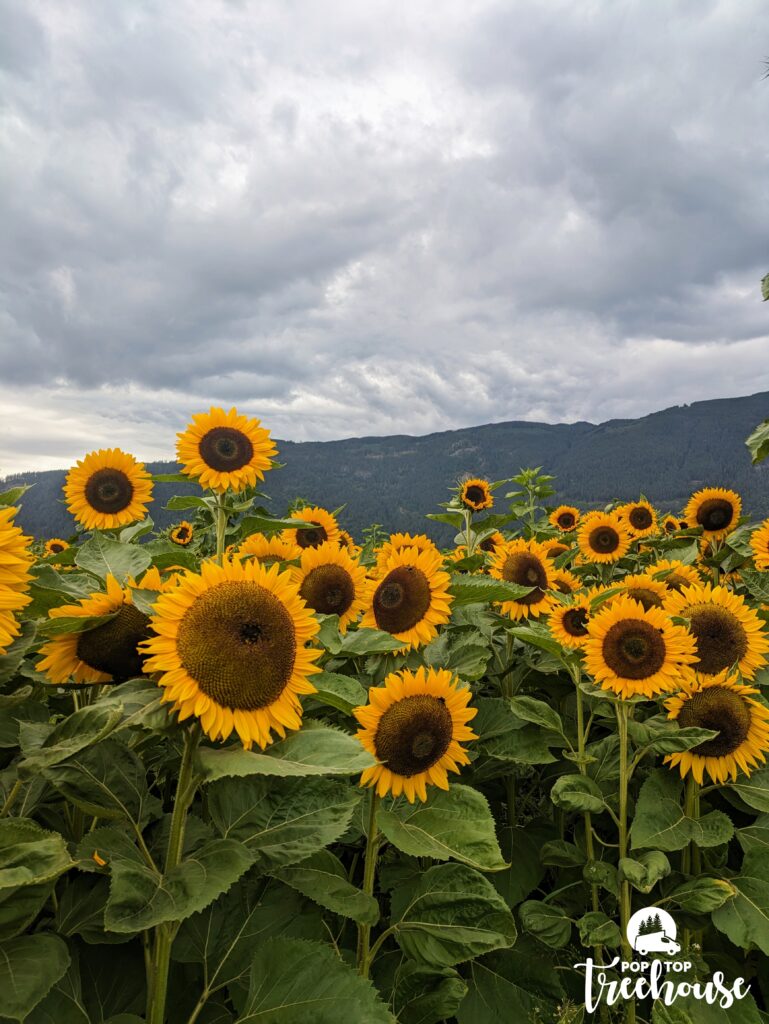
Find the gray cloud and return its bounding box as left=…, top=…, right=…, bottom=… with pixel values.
left=1, top=0, right=767, bottom=475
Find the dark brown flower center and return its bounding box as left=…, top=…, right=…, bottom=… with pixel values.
left=602, top=619, right=667, bottom=679
left=374, top=694, right=453, bottom=776
left=296, top=525, right=328, bottom=549
left=480, top=535, right=499, bottom=553
left=678, top=685, right=752, bottom=757
left=299, top=564, right=355, bottom=616
left=546, top=544, right=568, bottom=560
left=373, top=565, right=432, bottom=633
left=625, top=587, right=664, bottom=611
left=589, top=526, right=620, bottom=554
left=562, top=608, right=589, bottom=637
left=696, top=499, right=735, bottom=533
left=557, top=512, right=576, bottom=529
left=499, top=552, right=548, bottom=605
left=49, top=542, right=66, bottom=553
left=84, top=468, right=134, bottom=514
left=463, top=485, right=487, bottom=507
left=664, top=519, right=678, bottom=534
left=76, top=604, right=151, bottom=681
left=686, top=604, right=748, bottom=675
left=198, top=427, right=254, bottom=472
left=176, top=580, right=297, bottom=709
left=629, top=507, right=654, bottom=530
left=552, top=575, right=575, bottom=595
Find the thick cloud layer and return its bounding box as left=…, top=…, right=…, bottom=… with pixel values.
left=1, top=0, right=767, bottom=473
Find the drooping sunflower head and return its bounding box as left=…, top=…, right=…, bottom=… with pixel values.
left=354, top=666, right=477, bottom=803
left=549, top=596, right=591, bottom=650
left=685, top=487, right=742, bottom=539
left=170, top=522, right=194, bottom=546
left=750, top=520, right=769, bottom=571
left=176, top=406, right=277, bottom=493
left=239, top=532, right=302, bottom=565
left=64, top=448, right=153, bottom=531
left=541, top=538, right=571, bottom=561
left=282, top=507, right=340, bottom=551
left=664, top=583, right=769, bottom=681
left=338, top=529, right=356, bottom=552
left=649, top=559, right=702, bottom=594
left=662, top=515, right=681, bottom=535
left=376, top=532, right=439, bottom=571
left=362, top=546, right=452, bottom=650
left=37, top=574, right=152, bottom=684
left=489, top=539, right=554, bottom=621
left=584, top=594, right=697, bottom=699
left=549, top=505, right=580, bottom=533
left=0, top=506, right=33, bottom=655
left=141, top=558, right=321, bottom=750
left=618, top=500, right=658, bottom=538
left=458, top=478, right=493, bottom=512
left=577, top=512, right=631, bottom=565
left=44, top=538, right=70, bottom=556
left=478, top=531, right=506, bottom=555
left=292, top=541, right=367, bottom=633
left=664, top=670, right=769, bottom=784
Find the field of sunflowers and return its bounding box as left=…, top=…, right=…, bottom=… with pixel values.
left=3, top=406, right=769, bottom=1024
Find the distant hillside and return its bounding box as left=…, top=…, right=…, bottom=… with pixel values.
left=4, top=391, right=769, bottom=543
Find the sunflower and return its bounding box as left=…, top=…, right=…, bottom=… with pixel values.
left=489, top=539, right=554, bottom=621
left=549, top=505, right=580, bottom=532
left=664, top=670, right=769, bottom=784
left=584, top=595, right=697, bottom=699
left=613, top=572, right=669, bottom=611
left=141, top=558, right=321, bottom=749
left=446, top=545, right=470, bottom=564
left=458, top=478, right=493, bottom=512
left=541, top=538, right=571, bottom=561
left=65, top=448, right=153, bottom=531
left=292, top=541, right=367, bottom=632
left=239, top=533, right=302, bottom=565
left=649, top=558, right=702, bottom=594
left=282, top=507, right=340, bottom=551
left=376, top=532, right=440, bottom=570
left=549, top=568, right=582, bottom=595
left=750, top=520, right=769, bottom=571
left=176, top=406, right=277, bottom=493
left=478, top=531, right=506, bottom=555
left=44, top=538, right=70, bottom=556
left=577, top=512, right=631, bottom=564
left=618, top=500, right=658, bottom=538
left=0, top=506, right=33, bottom=654
left=338, top=529, right=357, bottom=553
left=549, top=596, right=591, bottom=650
left=684, top=487, right=741, bottom=540
left=37, top=574, right=153, bottom=684
left=170, top=522, right=194, bottom=546
left=354, top=667, right=477, bottom=803
left=662, top=516, right=681, bottom=535
left=664, top=583, right=769, bottom=680
left=361, top=546, right=452, bottom=650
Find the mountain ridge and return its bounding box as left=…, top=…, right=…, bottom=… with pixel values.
left=4, top=390, right=769, bottom=543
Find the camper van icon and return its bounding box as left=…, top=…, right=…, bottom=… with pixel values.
left=627, top=907, right=681, bottom=957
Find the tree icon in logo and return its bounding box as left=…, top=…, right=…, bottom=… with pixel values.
left=626, top=906, right=681, bottom=957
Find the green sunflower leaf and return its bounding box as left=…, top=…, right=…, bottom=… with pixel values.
left=272, top=850, right=379, bottom=925
left=0, top=933, right=70, bottom=1022
left=74, top=534, right=151, bottom=583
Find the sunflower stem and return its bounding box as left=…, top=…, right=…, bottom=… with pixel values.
left=463, top=509, right=475, bottom=556
left=682, top=774, right=701, bottom=953
left=0, top=779, right=22, bottom=818
left=357, top=792, right=381, bottom=978
left=616, top=700, right=636, bottom=1024
left=214, top=493, right=227, bottom=564
left=148, top=723, right=201, bottom=1024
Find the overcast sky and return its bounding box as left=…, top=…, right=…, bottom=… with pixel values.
left=1, top=0, right=767, bottom=475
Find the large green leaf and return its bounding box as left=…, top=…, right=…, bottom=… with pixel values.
left=668, top=876, right=735, bottom=914
left=310, top=671, right=368, bottom=715
left=376, top=785, right=507, bottom=872
left=0, top=881, right=54, bottom=940
left=618, top=851, right=671, bottom=894
left=726, top=766, right=769, bottom=811
left=550, top=774, right=606, bottom=814
left=23, top=959, right=91, bottom=1024
left=746, top=419, right=769, bottom=464
left=631, top=769, right=734, bottom=852
left=43, top=738, right=161, bottom=827
left=207, top=775, right=361, bottom=870
left=712, top=851, right=769, bottom=954
left=519, top=900, right=571, bottom=948
left=0, top=933, right=70, bottom=1021
left=0, top=818, right=74, bottom=891
left=507, top=696, right=564, bottom=736
left=19, top=702, right=124, bottom=776
left=456, top=945, right=564, bottom=1023
left=105, top=838, right=252, bottom=933
left=75, top=533, right=151, bottom=582
left=174, top=876, right=324, bottom=996
left=198, top=723, right=374, bottom=781
left=390, top=863, right=516, bottom=967
left=235, top=937, right=394, bottom=1022
left=272, top=850, right=379, bottom=925
left=392, top=963, right=467, bottom=1024
left=448, top=575, right=533, bottom=607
